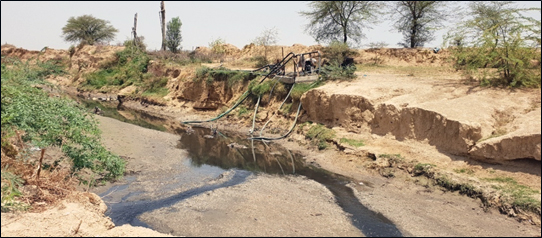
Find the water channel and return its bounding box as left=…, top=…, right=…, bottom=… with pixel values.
left=77, top=97, right=402, bottom=237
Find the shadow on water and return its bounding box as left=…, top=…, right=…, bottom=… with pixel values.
left=78, top=96, right=402, bottom=236
left=102, top=169, right=252, bottom=229
left=177, top=127, right=402, bottom=237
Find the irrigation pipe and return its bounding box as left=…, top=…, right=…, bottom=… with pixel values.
left=287, top=149, right=295, bottom=174
left=181, top=52, right=295, bottom=125
left=248, top=101, right=303, bottom=141
left=181, top=90, right=250, bottom=124
left=259, top=83, right=296, bottom=137
left=249, top=95, right=261, bottom=135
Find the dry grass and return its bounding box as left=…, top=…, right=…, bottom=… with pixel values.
left=1, top=133, right=78, bottom=212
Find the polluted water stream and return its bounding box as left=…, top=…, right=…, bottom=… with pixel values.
left=80, top=98, right=402, bottom=237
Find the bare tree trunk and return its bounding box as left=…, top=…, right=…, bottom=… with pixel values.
left=160, top=1, right=166, bottom=51
left=132, top=13, right=139, bottom=47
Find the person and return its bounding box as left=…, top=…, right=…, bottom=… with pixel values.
left=94, top=106, right=103, bottom=115
left=296, top=54, right=306, bottom=76
left=304, top=57, right=318, bottom=73
left=433, top=47, right=440, bottom=54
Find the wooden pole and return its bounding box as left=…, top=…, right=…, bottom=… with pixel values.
left=160, top=1, right=166, bottom=51
left=36, top=149, right=45, bottom=182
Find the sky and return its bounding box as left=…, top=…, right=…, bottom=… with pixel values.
left=1, top=1, right=541, bottom=51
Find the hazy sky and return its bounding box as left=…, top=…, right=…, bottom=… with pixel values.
left=1, top=1, right=540, bottom=51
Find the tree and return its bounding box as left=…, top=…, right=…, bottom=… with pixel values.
left=446, top=1, right=541, bottom=87
left=166, top=17, right=182, bottom=53
left=389, top=1, right=452, bottom=48
left=61, top=15, right=118, bottom=45
left=252, top=27, right=279, bottom=63
left=300, top=1, right=384, bottom=45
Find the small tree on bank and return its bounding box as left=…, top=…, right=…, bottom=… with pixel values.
left=61, top=15, right=118, bottom=46
left=446, top=1, right=541, bottom=87
left=252, top=27, right=279, bottom=65
left=166, top=17, right=182, bottom=53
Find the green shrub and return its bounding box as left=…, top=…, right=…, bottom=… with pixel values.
left=194, top=67, right=257, bottom=86
left=81, top=45, right=150, bottom=91
left=320, top=62, right=357, bottom=81
left=321, top=41, right=359, bottom=65
left=1, top=60, right=125, bottom=180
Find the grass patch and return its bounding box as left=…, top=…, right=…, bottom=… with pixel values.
left=2, top=58, right=125, bottom=180
left=483, top=176, right=541, bottom=212
left=237, top=105, right=249, bottom=117
left=290, top=81, right=323, bottom=102
left=454, top=168, right=475, bottom=175
left=305, top=124, right=336, bottom=150
left=248, top=79, right=274, bottom=96
left=412, top=163, right=436, bottom=176
left=340, top=138, right=365, bottom=147
left=194, top=66, right=257, bottom=86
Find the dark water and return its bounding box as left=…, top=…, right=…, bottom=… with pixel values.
left=78, top=96, right=402, bottom=237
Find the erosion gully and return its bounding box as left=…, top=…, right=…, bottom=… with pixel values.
left=77, top=97, right=402, bottom=237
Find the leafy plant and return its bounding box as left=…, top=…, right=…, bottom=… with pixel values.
left=321, top=41, right=359, bottom=65
left=2, top=60, right=125, bottom=180
left=1, top=170, right=29, bottom=212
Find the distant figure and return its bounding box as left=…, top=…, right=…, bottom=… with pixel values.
left=296, top=55, right=306, bottom=76
left=433, top=47, right=440, bottom=54
left=93, top=106, right=103, bottom=115
left=304, top=58, right=318, bottom=73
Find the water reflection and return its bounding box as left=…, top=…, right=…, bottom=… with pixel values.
left=176, top=127, right=303, bottom=175
left=73, top=93, right=402, bottom=237
left=176, top=126, right=403, bottom=237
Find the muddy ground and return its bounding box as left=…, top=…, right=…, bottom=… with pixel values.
left=93, top=102, right=540, bottom=237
